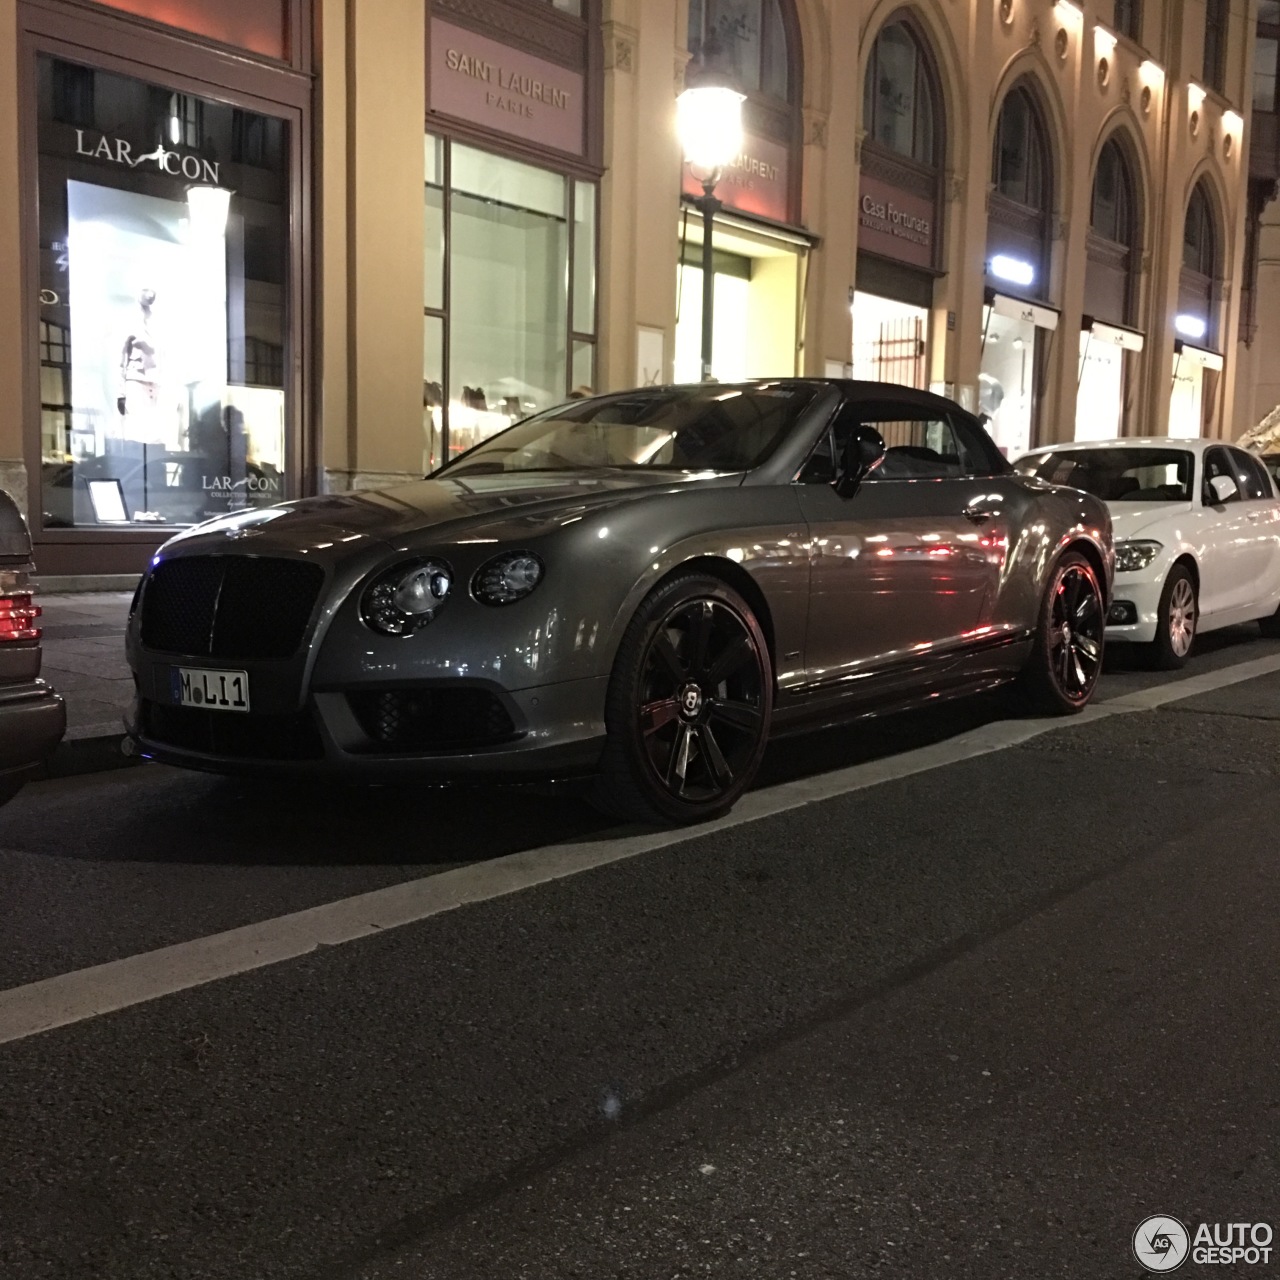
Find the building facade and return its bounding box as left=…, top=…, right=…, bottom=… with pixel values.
left=0, top=0, right=1256, bottom=575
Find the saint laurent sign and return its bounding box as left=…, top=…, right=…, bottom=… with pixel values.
left=430, top=19, right=585, bottom=156
left=73, top=130, right=220, bottom=184
left=682, top=131, right=790, bottom=224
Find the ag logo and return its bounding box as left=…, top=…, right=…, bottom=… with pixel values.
left=1134, top=1216, right=1190, bottom=1272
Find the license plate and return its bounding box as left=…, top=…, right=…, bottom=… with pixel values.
left=171, top=666, right=250, bottom=713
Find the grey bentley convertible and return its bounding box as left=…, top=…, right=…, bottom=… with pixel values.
left=126, top=381, right=1113, bottom=824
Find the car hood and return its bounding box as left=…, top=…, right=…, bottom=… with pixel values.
left=159, top=469, right=739, bottom=555
left=1106, top=501, right=1193, bottom=541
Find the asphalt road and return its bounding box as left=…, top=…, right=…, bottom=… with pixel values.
left=1, top=627, right=1278, bottom=1277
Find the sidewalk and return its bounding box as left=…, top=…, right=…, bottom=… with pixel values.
left=38, top=591, right=136, bottom=774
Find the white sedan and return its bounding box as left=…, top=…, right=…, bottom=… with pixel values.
left=1015, top=438, right=1280, bottom=668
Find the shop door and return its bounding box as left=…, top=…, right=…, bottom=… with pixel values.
left=979, top=295, right=1059, bottom=459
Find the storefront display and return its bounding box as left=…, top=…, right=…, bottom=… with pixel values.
left=850, top=291, right=927, bottom=388
left=979, top=293, right=1058, bottom=458
left=1169, top=341, right=1223, bottom=439
left=1075, top=319, right=1143, bottom=442
left=425, top=8, right=599, bottom=469
left=35, top=55, right=290, bottom=531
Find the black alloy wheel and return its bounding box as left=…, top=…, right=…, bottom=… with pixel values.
left=1020, top=550, right=1105, bottom=714
left=593, top=574, right=772, bottom=825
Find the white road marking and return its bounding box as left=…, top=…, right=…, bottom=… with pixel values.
left=3, top=651, right=1280, bottom=1047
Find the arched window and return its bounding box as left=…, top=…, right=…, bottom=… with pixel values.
left=1183, top=182, right=1217, bottom=278
left=992, top=87, right=1050, bottom=211
left=688, top=0, right=792, bottom=104
left=1091, top=138, right=1136, bottom=248
left=862, top=21, right=939, bottom=167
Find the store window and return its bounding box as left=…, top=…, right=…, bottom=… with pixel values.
left=1180, top=180, right=1218, bottom=342
left=862, top=21, right=938, bottom=165
left=855, top=20, right=943, bottom=391
left=992, top=88, right=1048, bottom=212
left=35, top=56, right=291, bottom=529
left=1078, top=138, right=1142, bottom=442
left=688, top=0, right=791, bottom=102
left=983, top=83, right=1057, bottom=456
left=1113, top=0, right=1142, bottom=43
left=1204, top=0, right=1228, bottom=92
left=423, top=135, right=597, bottom=471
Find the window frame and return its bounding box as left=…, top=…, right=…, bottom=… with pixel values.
left=1203, top=0, right=1228, bottom=92
left=992, top=86, right=1051, bottom=213
left=861, top=19, right=940, bottom=168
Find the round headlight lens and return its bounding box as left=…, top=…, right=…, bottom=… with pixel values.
left=472, top=551, right=544, bottom=606
left=361, top=559, right=452, bottom=635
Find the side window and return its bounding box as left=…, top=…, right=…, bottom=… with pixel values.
left=867, top=415, right=965, bottom=480
left=949, top=413, right=1005, bottom=476
left=1229, top=448, right=1272, bottom=500
left=1203, top=448, right=1242, bottom=505
left=798, top=404, right=1005, bottom=483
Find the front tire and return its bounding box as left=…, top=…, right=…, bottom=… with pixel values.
left=1019, top=550, right=1105, bottom=715
left=591, top=574, right=773, bottom=826
left=1147, top=565, right=1197, bottom=670
left=1259, top=602, right=1280, bottom=638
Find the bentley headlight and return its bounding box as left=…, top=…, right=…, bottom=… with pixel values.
left=1115, top=540, right=1163, bottom=573
left=472, top=551, right=544, bottom=606
left=361, top=559, right=452, bottom=635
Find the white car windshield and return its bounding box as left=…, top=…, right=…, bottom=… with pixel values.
left=437, top=385, right=819, bottom=477
left=1016, top=447, right=1195, bottom=503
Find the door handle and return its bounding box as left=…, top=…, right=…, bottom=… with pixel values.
left=962, top=504, right=997, bottom=524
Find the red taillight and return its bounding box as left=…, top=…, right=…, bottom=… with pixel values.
left=0, top=593, right=41, bottom=642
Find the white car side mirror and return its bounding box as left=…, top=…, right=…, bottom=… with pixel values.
left=1209, top=474, right=1239, bottom=504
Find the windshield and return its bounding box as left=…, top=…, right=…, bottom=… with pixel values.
left=437, top=384, right=819, bottom=478
left=1015, top=447, right=1195, bottom=503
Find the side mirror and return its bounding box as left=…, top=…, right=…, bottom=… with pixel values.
left=1208, top=474, right=1239, bottom=505
left=833, top=426, right=886, bottom=499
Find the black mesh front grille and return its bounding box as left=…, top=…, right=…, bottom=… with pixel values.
left=140, top=556, right=324, bottom=660
left=347, top=688, right=518, bottom=752
left=140, top=699, right=325, bottom=761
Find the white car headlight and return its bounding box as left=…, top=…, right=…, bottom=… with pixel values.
left=1115, top=540, right=1163, bottom=573
left=361, top=559, right=452, bottom=635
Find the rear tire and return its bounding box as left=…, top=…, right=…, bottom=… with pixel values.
left=1017, top=550, right=1105, bottom=715
left=591, top=574, right=772, bottom=826
left=1260, top=603, right=1280, bottom=638
left=1147, top=565, right=1197, bottom=670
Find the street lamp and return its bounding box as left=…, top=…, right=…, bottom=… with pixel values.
left=677, top=40, right=745, bottom=381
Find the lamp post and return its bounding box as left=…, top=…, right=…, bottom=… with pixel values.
left=676, top=41, right=745, bottom=382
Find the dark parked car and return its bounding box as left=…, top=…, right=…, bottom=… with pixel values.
left=0, top=487, right=65, bottom=806
left=126, top=381, right=1113, bottom=824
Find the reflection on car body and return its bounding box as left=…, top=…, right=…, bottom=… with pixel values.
left=126, top=380, right=1113, bottom=825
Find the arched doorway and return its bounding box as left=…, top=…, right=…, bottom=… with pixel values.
left=852, top=15, right=944, bottom=390
left=675, top=0, right=808, bottom=383
left=1077, top=134, right=1145, bottom=441
left=980, top=81, right=1059, bottom=457
left=1170, top=180, right=1224, bottom=437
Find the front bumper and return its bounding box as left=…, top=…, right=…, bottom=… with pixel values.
left=1104, top=570, right=1166, bottom=644
left=0, top=679, right=67, bottom=781
left=125, top=657, right=609, bottom=780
